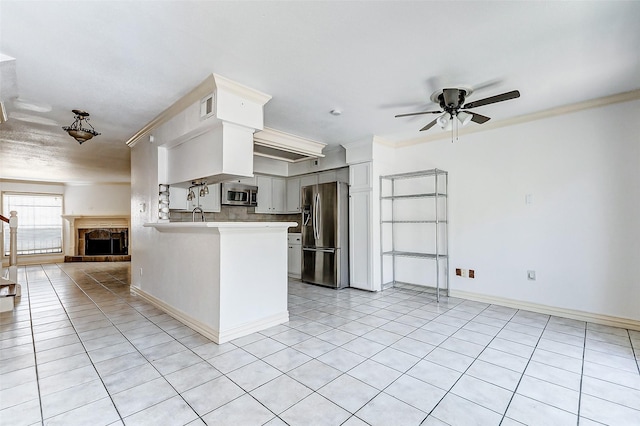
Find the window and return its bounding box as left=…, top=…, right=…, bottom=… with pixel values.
left=2, top=193, right=63, bottom=256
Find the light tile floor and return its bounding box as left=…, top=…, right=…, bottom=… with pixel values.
left=1, top=262, right=639, bottom=425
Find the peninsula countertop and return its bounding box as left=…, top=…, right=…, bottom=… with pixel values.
left=143, top=221, right=297, bottom=232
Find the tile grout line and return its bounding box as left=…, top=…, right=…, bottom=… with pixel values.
left=576, top=322, right=587, bottom=426
left=57, top=263, right=287, bottom=425
left=497, top=313, right=551, bottom=426
left=22, top=266, right=45, bottom=425
left=416, top=302, right=518, bottom=425
left=40, top=264, right=127, bottom=423
left=56, top=264, right=216, bottom=423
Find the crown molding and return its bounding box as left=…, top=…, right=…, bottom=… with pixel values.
left=125, top=75, right=215, bottom=148
left=126, top=73, right=272, bottom=148
left=254, top=127, right=326, bottom=158
left=213, top=73, right=272, bottom=106
left=395, top=88, right=640, bottom=148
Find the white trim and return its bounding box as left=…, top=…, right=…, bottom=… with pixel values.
left=2, top=254, right=64, bottom=267
left=217, top=312, right=290, bottom=343
left=450, top=289, right=640, bottom=331
left=130, top=286, right=289, bottom=343
left=254, top=127, right=326, bottom=159
left=126, top=74, right=216, bottom=147
left=213, top=73, right=272, bottom=106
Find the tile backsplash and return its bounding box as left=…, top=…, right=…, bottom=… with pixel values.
left=170, top=206, right=301, bottom=232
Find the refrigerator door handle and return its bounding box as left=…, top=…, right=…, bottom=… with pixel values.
left=303, top=247, right=335, bottom=253
left=316, top=192, right=321, bottom=241
left=313, top=193, right=320, bottom=241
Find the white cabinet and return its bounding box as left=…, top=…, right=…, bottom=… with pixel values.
left=287, top=233, right=302, bottom=279
left=228, top=177, right=257, bottom=185
left=318, top=170, right=337, bottom=184
left=299, top=174, right=318, bottom=188
left=256, top=175, right=286, bottom=214
left=197, top=183, right=221, bottom=212
left=172, top=184, right=220, bottom=212
left=336, top=167, right=350, bottom=184
left=348, top=162, right=376, bottom=291
left=286, top=177, right=301, bottom=213
left=169, top=187, right=188, bottom=210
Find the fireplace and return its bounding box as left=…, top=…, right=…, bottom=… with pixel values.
left=84, top=229, right=128, bottom=256
left=62, top=215, right=131, bottom=262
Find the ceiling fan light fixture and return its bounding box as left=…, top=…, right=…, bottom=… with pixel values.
left=457, top=111, right=472, bottom=126
left=62, top=109, right=100, bottom=144
left=437, top=113, right=451, bottom=130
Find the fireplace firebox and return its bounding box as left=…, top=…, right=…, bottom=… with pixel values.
left=82, top=229, right=128, bottom=256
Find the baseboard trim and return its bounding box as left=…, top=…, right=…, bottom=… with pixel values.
left=130, top=286, right=289, bottom=343
left=450, top=290, right=640, bottom=332
left=218, top=312, right=290, bottom=343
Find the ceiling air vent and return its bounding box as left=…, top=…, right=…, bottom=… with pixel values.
left=200, top=93, right=214, bottom=119
left=254, top=127, right=326, bottom=163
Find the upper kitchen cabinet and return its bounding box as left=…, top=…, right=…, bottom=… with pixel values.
left=227, top=177, right=257, bottom=185
left=300, top=174, right=318, bottom=188
left=286, top=177, right=301, bottom=213
left=169, top=187, right=188, bottom=210
left=195, top=183, right=221, bottom=212
left=256, top=175, right=286, bottom=214
left=319, top=168, right=350, bottom=184
left=168, top=183, right=220, bottom=212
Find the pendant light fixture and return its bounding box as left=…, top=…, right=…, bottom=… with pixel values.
left=62, top=109, right=100, bottom=144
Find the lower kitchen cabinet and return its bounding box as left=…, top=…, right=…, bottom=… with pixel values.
left=287, top=233, right=302, bottom=279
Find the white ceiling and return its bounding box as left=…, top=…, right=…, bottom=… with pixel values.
left=1, top=1, right=639, bottom=183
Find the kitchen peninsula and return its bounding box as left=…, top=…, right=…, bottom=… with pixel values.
left=137, top=221, right=296, bottom=343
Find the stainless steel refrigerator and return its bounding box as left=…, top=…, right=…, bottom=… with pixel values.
left=301, top=181, right=349, bottom=289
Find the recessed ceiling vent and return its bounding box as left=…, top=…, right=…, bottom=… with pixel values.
left=253, top=127, right=326, bottom=163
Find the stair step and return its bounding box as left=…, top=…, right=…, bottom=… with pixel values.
left=1, top=276, right=16, bottom=285
left=0, top=284, right=17, bottom=297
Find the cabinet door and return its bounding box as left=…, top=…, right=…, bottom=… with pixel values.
left=318, top=170, right=337, bottom=184
left=271, top=177, right=286, bottom=213
left=349, top=190, right=374, bottom=291
left=335, top=167, right=350, bottom=184
left=300, top=174, right=318, bottom=188
left=286, top=177, right=301, bottom=213
left=255, top=175, right=272, bottom=213
left=287, top=244, right=302, bottom=278
left=198, top=184, right=221, bottom=212
left=169, top=187, right=188, bottom=210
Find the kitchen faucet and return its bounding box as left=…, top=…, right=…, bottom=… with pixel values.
left=192, top=206, right=205, bottom=222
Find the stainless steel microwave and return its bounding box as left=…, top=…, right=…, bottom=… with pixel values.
left=221, top=182, right=258, bottom=206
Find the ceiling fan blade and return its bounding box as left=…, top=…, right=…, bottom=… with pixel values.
left=420, top=118, right=438, bottom=132
left=462, top=90, right=520, bottom=109
left=395, top=110, right=442, bottom=118
left=466, top=111, right=491, bottom=124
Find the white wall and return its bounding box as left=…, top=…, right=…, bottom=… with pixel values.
left=0, top=180, right=132, bottom=262
left=64, top=183, right=130, bottom=215
left=391, top=99, right=640, bottom=321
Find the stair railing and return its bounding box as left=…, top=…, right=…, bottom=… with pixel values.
left=1, top=211, right=19, bottom=295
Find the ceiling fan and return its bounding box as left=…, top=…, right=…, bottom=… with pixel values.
left=395, top=87, right=521, bottom=132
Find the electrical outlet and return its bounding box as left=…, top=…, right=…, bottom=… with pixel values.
left=469, top=269, right=475, bottom=279
left=527, top=270, right=536, bottom=281
left=140, top=267, right=143, bottom=277
left=455, top=268, right=462, bottom=276
left=461, top=269, right=468, bottom=278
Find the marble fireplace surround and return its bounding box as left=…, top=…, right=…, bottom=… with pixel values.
left=62, top=215, right=130, bottom=257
